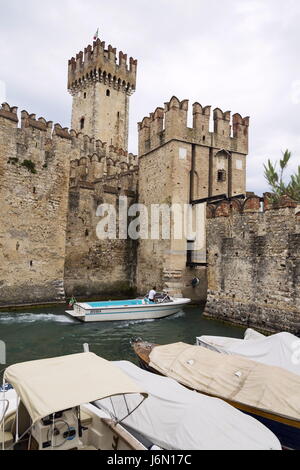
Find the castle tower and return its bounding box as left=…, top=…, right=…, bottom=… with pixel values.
left=68, top=39, right=137, bottom=151
left=136, top=96, right=249, bottom=299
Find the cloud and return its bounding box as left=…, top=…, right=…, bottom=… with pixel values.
left=0, top=0, right=299, bottom=195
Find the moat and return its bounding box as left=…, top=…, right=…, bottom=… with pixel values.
left=0, top=304, right=246, bottom=369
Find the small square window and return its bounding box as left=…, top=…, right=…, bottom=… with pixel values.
left=217, top=170, right=226, bottom=183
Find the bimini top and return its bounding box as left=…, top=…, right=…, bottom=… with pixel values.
left=4, top=352, right=147, bottom=424
left=149, top=343, right=300, bottom=421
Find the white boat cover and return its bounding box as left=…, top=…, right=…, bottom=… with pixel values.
left=244, top=328, right=266, bottom=340
left=94, top=361, right=281, bottom=450
left=196, top=331, right=300, bottom=375
left=4, top=353, right=147, bottom=424
left=149, top=343, right=300, bottom=421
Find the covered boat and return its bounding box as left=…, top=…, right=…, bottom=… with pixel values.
left=1, top=352, right=148, bottom=451
left=196, top=330, right=300, bottom=376
left=92, top=361, right=281, bottom=450
left=66, top=296, right=191, bottom=322
left=132, top=340, right=300, bottom=450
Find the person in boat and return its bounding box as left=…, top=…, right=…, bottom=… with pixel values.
left=148, top=287, right=157, bottom=303
left=68, top=296, right=77, bottom=308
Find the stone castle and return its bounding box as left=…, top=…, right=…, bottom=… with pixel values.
left=0, top=37, right=299, bottom=333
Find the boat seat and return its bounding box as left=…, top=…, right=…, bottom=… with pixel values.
left=0, top=431, right=14, bottom=450
left=80, top=409, right=93, bottom=427
left=3, top=412, right=16, bottom=433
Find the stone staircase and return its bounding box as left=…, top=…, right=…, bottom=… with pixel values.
left=163, top=269, right=184, bottom=298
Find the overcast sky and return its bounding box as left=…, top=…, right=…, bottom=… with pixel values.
left=0, top=0, right=299, bottom=195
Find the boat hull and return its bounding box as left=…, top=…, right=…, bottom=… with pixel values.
left=132, top=341, right=300, bottom=450
left=66, top=299, right=191, bottom=323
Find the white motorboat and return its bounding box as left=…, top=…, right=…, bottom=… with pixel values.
left=0, top=352, right=149, bottom=451
left=196, top=329, right=300, bottom=376
left=66, top=295, right=191, bottom=323
left=1, top=358, right=282, bottom=451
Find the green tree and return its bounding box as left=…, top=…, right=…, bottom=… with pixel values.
left=264, top=150, right=300, bottom=202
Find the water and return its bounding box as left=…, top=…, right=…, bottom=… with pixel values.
left=0, top=304, right=246, bottom=370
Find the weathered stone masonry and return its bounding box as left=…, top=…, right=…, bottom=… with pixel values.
left=0, top=102, right=139, bottom=306
left=0, top=105, right=71, bottom=306
left=204, top=195, right=300, bottom=334
left=64, top=142, right=139, bottom=298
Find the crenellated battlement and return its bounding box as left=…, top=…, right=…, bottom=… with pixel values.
left=207, top=194, right=299, bottom=219
left=138, top=96, right=249, bottom=156
left=69, top=135, right=138, bottom=187
left=0, top=103, right=138, bottom=187
left=68, top=38, right=137, bottom=96
left=0, top=103, right=76, bottom=142
left=0, top=102, right=19, bottom=123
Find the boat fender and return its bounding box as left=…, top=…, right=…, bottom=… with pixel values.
left=191, top=278, right=200, bottom=288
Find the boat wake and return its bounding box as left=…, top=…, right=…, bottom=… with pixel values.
left=167, top=310, right=185, bottom=320
left=110, top=311, right=186, bottom=330
left=115, top=318, right=157, bottom=329
left=0, top=313, right=75, bottom=324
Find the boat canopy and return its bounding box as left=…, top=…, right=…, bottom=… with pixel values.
left=197, top=331, right=300, bottom=376
left=95, top=361, right=281, bottom=450
left=149, top=343, right=300, bottom=421
left=4, top=353, right=147, bottom=424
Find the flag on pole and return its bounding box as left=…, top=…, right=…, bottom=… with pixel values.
left=93, top=28, right=99, bottom=41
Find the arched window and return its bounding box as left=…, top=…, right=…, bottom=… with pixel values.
left=106, top=89, right=110, bottom=97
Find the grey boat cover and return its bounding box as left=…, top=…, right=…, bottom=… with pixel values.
left=149, top=343, right=300, bottom=421
left=94, top=361, right=281, bottom=450
left=196, top=330, right=300, bottom=376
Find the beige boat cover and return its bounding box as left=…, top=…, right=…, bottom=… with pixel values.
left=149, top=343, right=300, bottom=421
left=4, top=353, right=147, bottom=424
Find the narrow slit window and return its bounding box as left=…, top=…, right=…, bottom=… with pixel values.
left=80, top=118, right=85, bottom=130
left=106, top=89, right=110, bottom=97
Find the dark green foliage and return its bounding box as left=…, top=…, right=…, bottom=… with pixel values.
left=264, top=150, right=300, bottom=202
left=21, top=159, right=37, bottom=174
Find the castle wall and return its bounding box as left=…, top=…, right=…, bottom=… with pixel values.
left=64, top=178, right=138, bottom=299
left=0, top=104, right=71, bottom=306
left=136, top=140, right=181, bottom=294
left=64, top=136, right=139, bottom=299
left=204, top=196, right=300, bottom=334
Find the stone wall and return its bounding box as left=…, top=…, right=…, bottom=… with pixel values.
left=204, top=195, right=300, bottom=334
left=64, top=131, right=139, bottom=298
left=0, top=104, right=71, bottom=306
left=0, top=102, right=139, bottom=306
left=64, top=172, right=138, bottom=299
